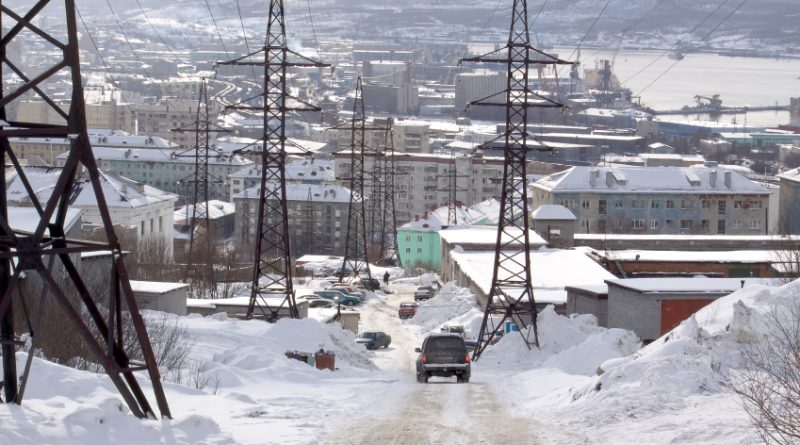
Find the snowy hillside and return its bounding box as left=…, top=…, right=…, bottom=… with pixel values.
left=2, top=278, right=797, bottom=443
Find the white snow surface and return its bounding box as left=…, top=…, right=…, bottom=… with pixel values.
left=4, top=277, right=796, bottom=444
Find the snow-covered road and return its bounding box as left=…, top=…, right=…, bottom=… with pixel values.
left=329, top=284, right=542, bottom=445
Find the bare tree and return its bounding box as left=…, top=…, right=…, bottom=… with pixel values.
left=732, top=298, right=800, bottom=444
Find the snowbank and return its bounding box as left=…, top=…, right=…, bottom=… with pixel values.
left=407, top=281, right=482, bottom=334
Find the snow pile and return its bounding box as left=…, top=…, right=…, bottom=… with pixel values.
left=481, top=307, right=640, bottom=376
left=408, top=281, right=483, bottom=335
left=392, top=272, right=438, bottom=286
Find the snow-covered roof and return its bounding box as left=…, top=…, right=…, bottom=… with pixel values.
left=58, top=146, right=252, bottom=167
left=596, top=248, right=782, bottom=264
left=400, top=198, right=500, bottom=231
left=531, top=204, right=576, bottom=221
left=575, top=233, right=800, bottom=242
left=174, top=200, right=235, bottom=223
left=606, top=277, right=776, bottom=294
left=233, top=182, right=356, bottom=203
left=440, top=225, right=547, bottom=247
left=451, top=248, right=616, bottom=303
left=6, top=166, right=178, bottom=209
left=130, top=280, right=188, bottom=294
left=7, top=206, right=82, bottom=235
left=230, top=158, right=335, bottom=182
left=533, top=165, right=767, bottom=194
left=215, top=137, right=328, bottom=156
left=10, top=129, right=173, bottom=149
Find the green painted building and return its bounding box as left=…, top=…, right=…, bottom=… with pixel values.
left=396, top=199, right=499, bottom=271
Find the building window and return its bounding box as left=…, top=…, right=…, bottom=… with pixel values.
left=718, top=201, right=726, bottom=215
left=560, top=199, right=576, bottom=209
left=405, top=248, right=411, bottom=253
left=581, top=200, right=590, bottom=209
left=417, top=236, right=423, bottom=242
left=416, top=248, right=422, bottom=254
left=666, top=200, right=675, bottom=209
left=140, top=221, right=145, bottom=235
left=751, top=200, right=763, bottom=209
left=614, top=200, right=624, bottom=209
left=616, top=219, right=623, bottom=229
left=718, top=219, right=726, bottom=233
left=734, top=220, right=742, bottom=230
left=598, top=219, right=606, bottom=232
left=680, top=199, right=693, bottom=209
left=734, top=200, right=743, bottom=209
left=702, top=200, right=713, bottom=209
left=650, top=219, right=658, bottom=229
left=159, top=216, right=164, bottom=231
left=651, top=200, right=661, bottom=209
left=701, top=219, right=710, bottom=230
left=632, top=219, right=645, bottom=229
left=150, top=219, right=154, bottom=233
left=680, top=220, right=694, bottom=230
left=598, top=200, right=607, bottom=215
left=750, top=220, right=761, bottom=230
left=666, top=219, right=673, bottom=227
left=405, top=235, right=411, bottom=242
left=631, top=200, right=645, bottom=209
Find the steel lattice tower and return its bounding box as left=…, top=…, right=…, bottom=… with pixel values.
left=462, top=0, right=573, bottom=359
left=171, top=79, right=229, bottom=299
left=377, top=120, right=399, bottom=264
left=220, top=0, right=328, bottom=320
left=339, top=78, right=373, bottom=283
left=0, top=0, right=170, bottom=418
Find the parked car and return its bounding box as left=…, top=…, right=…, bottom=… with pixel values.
left=329, top=284, right=366, bottom=300
left=316, top=289, right=361, bottom=306
left=398, top=302, right=418, bottom=319
left=414, top=286, right=435, bottom=301
left=440, top=325, right=465, bottom=338
left=356, top=331, right=392, bottom=350
left=360, top=278, right=382, bottom=291
left=308, top=299, right=336, bottom=309
left=415, top=333, right=470, bottom=383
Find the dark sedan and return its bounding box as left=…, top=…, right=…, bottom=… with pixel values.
left=356, top=331, right=392, bottom=350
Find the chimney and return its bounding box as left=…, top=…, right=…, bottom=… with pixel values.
left=590, top=169, right=599, bottom=187
left=724, top=171, right=732, bottom=188
left=605, top=171, right=614, bottom=187
left=710, top=169, right=717, bottom=188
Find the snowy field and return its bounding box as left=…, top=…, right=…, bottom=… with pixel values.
left=1, top=276, right=793, bottom=444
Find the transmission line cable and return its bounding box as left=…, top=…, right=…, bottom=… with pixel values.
left=621, top=0, right=733, bottom=85
left=637, top=0, right=750, bottom=96
left=103, top=0, right=153, bottom=79
left=133, top=0, right=174, bottom=51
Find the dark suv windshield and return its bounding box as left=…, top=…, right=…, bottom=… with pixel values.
left=426, top=336, right=466, bottom=352
left=360, top=332, right=376, bottom=339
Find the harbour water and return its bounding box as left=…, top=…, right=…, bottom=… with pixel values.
left=467, top=42, right=799, bottom=128
left=560, top=47, right=800, bottom=128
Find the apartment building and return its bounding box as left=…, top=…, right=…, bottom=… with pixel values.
left=228, top=158, right=335, bottom=199
left=233, top=183, right=355, bottom=258
left=54, top=141, right=253, bottom=202
left=7, top=166, right=178, bottom=255
left=530, top=166, right=771, bottom=235
left=333, top=151, right=504, bottom=225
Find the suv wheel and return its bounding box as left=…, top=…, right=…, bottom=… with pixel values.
left=457, top=375, right=469, bottom=383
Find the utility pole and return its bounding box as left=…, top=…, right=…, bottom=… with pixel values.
left=340, top=77, right=373, bottom=284
left=219, top=0, right=328, bottom=320
left=462, top=0, right=573, bottom=360
left=0, top=0, right=169, bottom=418
left=171, top=79, right=230, bottom=299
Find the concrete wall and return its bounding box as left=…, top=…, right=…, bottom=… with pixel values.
left=779, top=177, right=800, bottom=234
left=609, top=260, right=771, bottom=278
left=130, top=281, right=188, bottom=315
left=566, top=290, right=608, bottom=326
left=607, top=284, right=662, bottom=342
left=397, top=229, right=441, bottom=270
left=531, top=189, right=770, bottom=236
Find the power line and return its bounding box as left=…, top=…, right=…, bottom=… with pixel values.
left=76, top=7, right=156, bottom=139
left=203, top=0, right=232, bottom=59
left=133, top=0, right=174, bottom=51
left=582, top=0, right=668, bottom=67
left=565, top=0, right=613, bottom=63
left=103, top=0, right=153, bottom=79
left=637, top=0, right=750, bottom=96
left=531, top=0, right=548, bottom=27
left=306, top=0, right=322, bottom=59
left=621, top=0, right=733, bottom=86
left=234, top=0, right=260, bottom=85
